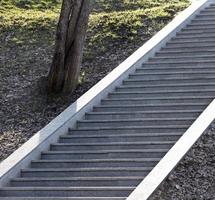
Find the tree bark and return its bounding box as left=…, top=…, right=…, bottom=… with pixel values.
left=48, top=0, right=91, bottom=94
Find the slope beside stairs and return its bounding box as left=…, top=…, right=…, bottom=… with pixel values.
left=1, top=1, right=215, bottom=200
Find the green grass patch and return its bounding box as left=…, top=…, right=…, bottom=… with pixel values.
left=86, top=1, right=189, bottom=58
left=0, top=0, right=190, bottom=58
left=93, top=0, right=190, bottom=13
left=0, top=6, right=58, bottom=46
left=0, top=0, right=61, bottom=10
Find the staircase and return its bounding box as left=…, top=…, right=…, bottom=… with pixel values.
left=1, top=2, right=215, bottom=200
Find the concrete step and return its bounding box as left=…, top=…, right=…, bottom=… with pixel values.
left=139, top=66, right=215, bottom=73
left=186, top=24, right=215, bottom=29
left=164, top=44, right=215, bottom=51
left=188, top=19, right=215, bottom=24
left=204, top=6, right=215, bottom=10
left=182, top=26, right=215, bottom=32
left=167, top=39, right=215, bottom=45
left=178, top=29, right=215, bottom=35
left=189, top=20, right=215, bottom=25
left=31, top=158, right=160, bottom=168
left=142, top=61, right=215, bottom=68
left=123, top=77, right=215, bottom=85
left=195, top=17, right=215, bottom=21
left=200, top=10, right=215, bottom=14
left=182, top=25, right=215, bottom=30
left=11, top=177, right=144, bottom=187
left=0, top=197, right=126, bottom=200
left=93, top=103, right=206, bottom=112
left=176, top=32, right=215, bottom=38
left=76, top=118, right=193, bottom=128
left=195, top=14, right=215, bottom=19
left=117, top=83, right=215, bottom=92
left=161, top=42, right=215, bottom=50
left=148, top=55, right=215, bottom=62
left=166, top=41, right=215, bottom=48
left=191, top=18, right=215, bottom=23
left=59, top=133, right=182, bottom=143
left=51, top=142, right=174, bottom=151
left=109, top=90, right=215, bottom=98
left=21, top=167, right=152, bottom=178
left=109, top=90, right=215, bottom=99
left=129, top=72, right=215, bottom=80
left=68, top=125, right=188, bottom=135
left=41, top=149, right=168, bottom=159
left=83, top=117, right=193, bottom=127
left=198, top=8, right=215, bottom=12
left=156, top=50, right=215, bottom=57
left=101, top=96, right=212, bottom=105
left=0, top=187, right=133, bottom=197
left=165, top=36, right=215, bottom=48
left=171, top=37, right=215, bottom=42
left=85, top=110, right=202, bottom=120
left=136, top=68, right=215, bottom=74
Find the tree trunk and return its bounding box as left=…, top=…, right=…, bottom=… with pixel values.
left=48, top=0, right=91, bottom=94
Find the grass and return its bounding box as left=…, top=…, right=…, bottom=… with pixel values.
left=87, top=0, right=190, bottom=58
left=0, top=0, right=190, bottom=59
left=0, top=0, right=61, bottom=10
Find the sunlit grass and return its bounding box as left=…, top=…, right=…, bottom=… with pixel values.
left=0, top=0, right=190, bottom=58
